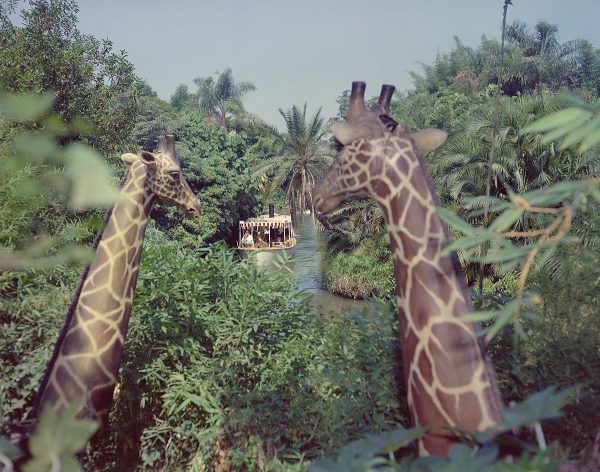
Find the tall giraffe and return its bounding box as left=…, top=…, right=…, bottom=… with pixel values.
left=313, top=82, right=504, bottom=455
left=31, top=135, right=201, bottom=428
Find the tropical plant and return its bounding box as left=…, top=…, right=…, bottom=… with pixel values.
left=76, top=237, right=403, bottom=470
left=504, top=20, right=595, bottom=92
left=311, top=387, right=573, bottom=471
left=430, top=92, right=600, bottom=208
left=170, top=83, right=197, bottom=112
left=408, top=18, right=600, bottom=99
left=193, top=68, right=256, bottom=130
left=254, top=104, right=332, bottom=217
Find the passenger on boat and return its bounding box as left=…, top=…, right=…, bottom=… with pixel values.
left=255, top=232, right=268, bottom=248
left=242, top=231, right=254, bottom=247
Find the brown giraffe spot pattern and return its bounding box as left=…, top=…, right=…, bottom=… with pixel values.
left=36, top=150, right=201, bottom=426
left=313, top=129, right=503, bottom=456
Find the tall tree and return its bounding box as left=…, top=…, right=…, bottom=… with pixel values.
left=132, top=81, right=179, bottom=151
left=505, top=20, right=592, bottom=92
left=193, top=68, right=256, bottom=130
left=254, top=104, right=331, bottom=217
left=430, top=93, right=600, bottom=208
left=170, top=84, right=197, bottom=112
left=0, top=0, right=137, bottom=155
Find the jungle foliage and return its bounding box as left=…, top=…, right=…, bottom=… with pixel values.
left=1, top=0, right=600, bottom=470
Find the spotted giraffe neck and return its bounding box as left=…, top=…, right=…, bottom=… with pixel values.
left=32, top=161, right=156, bottom=425
left=367, top=134, right=504, bottom=455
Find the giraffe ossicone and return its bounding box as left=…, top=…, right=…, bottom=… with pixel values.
left=314, top=82, right=504, bottom=456
left=31, top=135, right=201, bottom=430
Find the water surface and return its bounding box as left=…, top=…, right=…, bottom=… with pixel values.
left=289, top=214, right=370, bottom=315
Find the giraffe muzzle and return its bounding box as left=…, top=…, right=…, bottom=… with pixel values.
left=315, top=195, right=344, bottom=214
left=186, top=205, right=201, bottom=219
left=313, top=183, right=345, bottom=213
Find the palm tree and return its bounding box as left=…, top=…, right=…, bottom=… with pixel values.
left=253, top=104, right=332, bottom=219
left=193, top=68, right=256, bottom=130
left=432, top=94, right=553, bottom=202
left=318, top=195, right=385, bottom=248
left=431, top=92, right=600, bottom=218
left=504, top=20, right=590, bottom=92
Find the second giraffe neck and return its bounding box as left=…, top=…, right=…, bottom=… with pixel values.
left=377, top=139, right=503, bottom=455
left=34, top=162, right=155, bottom=424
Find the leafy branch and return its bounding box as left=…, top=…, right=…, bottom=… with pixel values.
left=0, top=92, right=121, bottom=270
left=439, top=100, right=600, bottom=342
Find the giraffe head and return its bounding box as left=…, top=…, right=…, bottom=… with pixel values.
left=314, top=81, right=447, bottom=213
left=121, top=135, right=201, bottom=218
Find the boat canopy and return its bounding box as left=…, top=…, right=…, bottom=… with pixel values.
left=239, top=214, right=293, bottom=229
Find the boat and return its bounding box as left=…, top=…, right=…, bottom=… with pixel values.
left=238, top=205, right=296, bottom=266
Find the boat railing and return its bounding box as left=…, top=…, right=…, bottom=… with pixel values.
left=238, top=237, right=296, bottom=250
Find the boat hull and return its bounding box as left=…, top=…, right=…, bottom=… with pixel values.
left=238, top=246, right=294, bottom=266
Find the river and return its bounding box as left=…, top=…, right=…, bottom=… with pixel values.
left=289, top=214, right=370, bottom=315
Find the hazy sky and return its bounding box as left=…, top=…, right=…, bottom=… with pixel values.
left=66, top=0, right=600, bottom=128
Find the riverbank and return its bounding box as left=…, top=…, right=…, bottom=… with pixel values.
left=322, top=234, right=395, bottom=299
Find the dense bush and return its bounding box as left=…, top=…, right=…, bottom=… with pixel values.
left=323, top=232, right=395, bottom=299
left=82, top=230, right=404, bottom=470
left=0, top=266, right=80, bottom=428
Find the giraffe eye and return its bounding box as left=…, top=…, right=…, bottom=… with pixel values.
left=169, top=171, right=180, bottom=180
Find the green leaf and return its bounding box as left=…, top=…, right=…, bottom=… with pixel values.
left=13, top=132, right=59, bottom=162
left=523, top=183, right=579, bottom=206
left=474, top=244, right=530, bottom=264
left=437, top=208, right=476, bottom=236
left=534, top=245, right=557, bottom=272
left=461, top=310, right=497, bottom=323
left=479, top=310, right=513, bottom=340
left=24, top=401, right=98, bottom=472
left=64, top=143, right=120, bottom=209
left=559, top=117, right=600, bottom=149
left=477, top=300, right=520, bottom=340
left=500, top=386, right=572, bottom=431
left=310, top=427, right=426, bottom=471
left=42, top=114, right=70, bottom=136
left=579, top=128, right=600, bottom=152
left=429, top=444, right=498, bottom=472
left=488, top=208, right=523, bottom=233
left=539, top=113, right=591, bottom=144
left=70, top=116, right=95, bottom=136
left=442, top=233, right=489, bottom=257
left=523, top=107, right=591, bottom=134
left=498, top=258, right=521, bottom=274
left=0, top=92, right=55, bottom=121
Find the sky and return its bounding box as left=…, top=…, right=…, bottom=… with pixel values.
left=61, top=1, right=600, bottom=128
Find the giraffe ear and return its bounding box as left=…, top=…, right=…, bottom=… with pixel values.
left=120, top=153, right=138, bottom=166
left=332, top=122, right=367, bottom=145
left=411, top=129, right=447, bottom=154
left=139, top=151, right=157, bottom=170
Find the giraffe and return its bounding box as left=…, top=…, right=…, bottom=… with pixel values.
left=31, top=134, right=201, bottom=429
left=313, top=82, right=504, bottom=456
